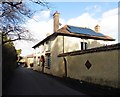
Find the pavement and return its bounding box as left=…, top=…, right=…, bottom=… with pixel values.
left=3, top=66, right=88, bottom=96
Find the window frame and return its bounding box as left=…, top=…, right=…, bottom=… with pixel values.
left=81, top=41, right=88, bottom=50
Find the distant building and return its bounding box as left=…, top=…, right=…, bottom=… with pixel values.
left=25, top=54, right=34, bottom=68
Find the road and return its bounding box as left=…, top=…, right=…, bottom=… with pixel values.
left=3, top=66, right=88, bottom=95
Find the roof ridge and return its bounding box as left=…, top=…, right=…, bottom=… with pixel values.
left=67, top=24, right=89, bottom=29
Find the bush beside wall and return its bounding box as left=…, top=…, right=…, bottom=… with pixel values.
left=2, top=43, right=18, bottom=85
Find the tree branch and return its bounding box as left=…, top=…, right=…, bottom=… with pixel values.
left=3, top=2, right=22, bottom=7
left=1, top=0, right=51, bottom=44
left=2, top=38, right=20, bottom=44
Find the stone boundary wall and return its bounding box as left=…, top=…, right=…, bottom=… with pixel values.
left=58, top=43, right=120, bottom=88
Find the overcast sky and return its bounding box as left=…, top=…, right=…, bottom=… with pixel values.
left=14, top=1, right=119, bottom=56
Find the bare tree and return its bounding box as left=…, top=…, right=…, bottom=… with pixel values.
left=0, top=0, right=50, bottom=44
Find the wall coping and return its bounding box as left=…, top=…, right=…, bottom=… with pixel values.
left=58, top=43, right=120, bottom=57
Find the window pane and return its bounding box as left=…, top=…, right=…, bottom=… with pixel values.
left=81, top=42, right=83, bottom=50
left=85, top=43, right=87, bottom=50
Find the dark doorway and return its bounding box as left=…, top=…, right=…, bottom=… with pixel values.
left=41, top=55, right=45, bottom=73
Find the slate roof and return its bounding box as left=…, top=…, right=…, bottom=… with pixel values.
left=67, top=25, right=104, bottom=37
left=32, top=25, right=115, bottom=48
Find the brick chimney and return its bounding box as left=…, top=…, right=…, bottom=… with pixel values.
left=53, top=11, right=60, bottom=32
left=94, top=24, right=100, bottom=33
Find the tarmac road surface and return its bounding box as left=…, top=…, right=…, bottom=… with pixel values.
left=3, top=66, right=89, bottom=96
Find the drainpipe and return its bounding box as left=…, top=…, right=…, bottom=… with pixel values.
left=63, top=36, right=67, bottom=77
left=63, top=36, right=64, bottom=53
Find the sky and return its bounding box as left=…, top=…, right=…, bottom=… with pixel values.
left=14, top=1, right=119, bottom=56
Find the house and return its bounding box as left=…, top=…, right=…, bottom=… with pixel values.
left=32, top=11, right=120, bottom=88
left=24, top=54, right=35, bottom=68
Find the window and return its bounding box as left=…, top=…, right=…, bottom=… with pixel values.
left=47, top=56, right=51, bottom=69
left=45, top=55, right=51, bottom=69
left=48, top=41, right=51, bottom=51
left=81, top=42, right=83, bottom=50
left=41, top=45, right=44, bottom=53
left=81, top=42, right=87, bottom=50
left=45, top=41, right=51, bottom=52
left=46, top=41, right=48, bottom=44
left=85, top=42, right=87, bottom=50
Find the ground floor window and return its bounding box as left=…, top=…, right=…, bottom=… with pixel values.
left=45, top=55, right=51, bottom=69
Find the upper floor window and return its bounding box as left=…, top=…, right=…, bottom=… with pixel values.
left=81, top=42, right=87, bottom=50
left=41, top=44, right=44, bottom=53
left=45, top=41, right=51, bottom=52
left=46, top=41, right=49, bottom=44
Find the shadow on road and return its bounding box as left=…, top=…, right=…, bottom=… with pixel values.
left=2, top=66, right=120, bottom=96
left=41, top=71, right=120, bottom=97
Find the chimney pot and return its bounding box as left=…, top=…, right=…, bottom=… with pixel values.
left=94, top=24, right=100, bottom=33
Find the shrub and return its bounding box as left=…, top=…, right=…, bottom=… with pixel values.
left=2, top=43, right=18, bottom=84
